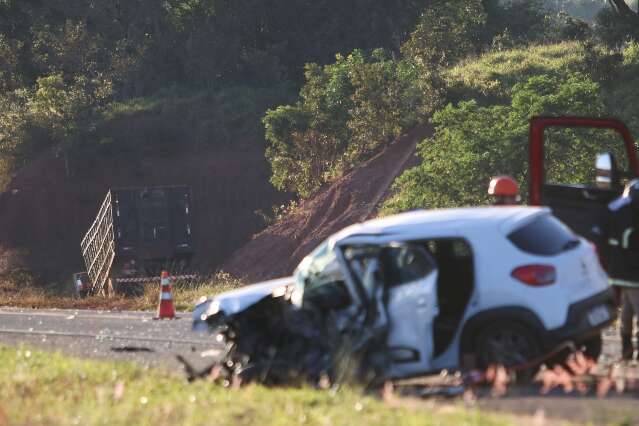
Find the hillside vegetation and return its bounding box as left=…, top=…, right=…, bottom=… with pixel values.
left=1, top=0, right=636, bottom=198
left=383, top=40, right=639, bottom=212
left=2, top=0, right=626, bottom=192
left=0, top=0, right=431, bottom=190
left=444, top=42, right=591, bottom=102
left=261, top=0, right=639, bottom=201
left=2, top=0, right=639, bottom=285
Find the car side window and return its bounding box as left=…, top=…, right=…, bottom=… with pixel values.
left=344, top=244, right=436, bottom=298
left=382, top=245, right=436, bottom=287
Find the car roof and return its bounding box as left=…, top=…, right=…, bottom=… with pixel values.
left=331, top=206, right=550, bottom=243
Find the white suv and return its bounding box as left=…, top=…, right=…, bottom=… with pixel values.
left=194, top=206, right=616, bottom=378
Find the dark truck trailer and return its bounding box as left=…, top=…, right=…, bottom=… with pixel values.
left=81, top=186, right=194, bottom=296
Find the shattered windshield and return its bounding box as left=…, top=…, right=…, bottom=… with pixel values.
left=293, top=241, right=347, bottom=307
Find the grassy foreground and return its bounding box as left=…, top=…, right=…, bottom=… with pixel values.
left=0, top=272, right=243, bottom=312
left=0, top=346, right=514, bottom=426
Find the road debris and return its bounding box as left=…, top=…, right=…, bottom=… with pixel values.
left=110, top=346, right=154, bottom=353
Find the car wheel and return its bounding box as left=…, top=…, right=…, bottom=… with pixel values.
left=475, top=322, right=541, bottom=369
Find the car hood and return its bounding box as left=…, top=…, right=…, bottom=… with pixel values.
left=192, top=276, right=295, bottom=329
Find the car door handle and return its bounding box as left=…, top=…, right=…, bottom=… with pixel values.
left=417, top=297, right=427, bottom=306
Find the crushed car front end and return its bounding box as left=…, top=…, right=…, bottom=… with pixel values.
left=192, top=276, right=295, bottom=332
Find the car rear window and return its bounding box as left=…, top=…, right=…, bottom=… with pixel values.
left=508, top=214, right=580, bottom=256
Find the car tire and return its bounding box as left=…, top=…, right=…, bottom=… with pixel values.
left=474, top=322, right=541, bottom=369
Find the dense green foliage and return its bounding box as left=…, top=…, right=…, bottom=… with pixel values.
left=2, top=0, right=639, bottom=200
left=384, top=41, right=639, bottom=212
left=264, top=51, right=439, bottom=197
left=0, top=0, right=430, bottom=188
left=402, top=0, right=486, bottom=67
left=0, top=0, right=429, bottom=93
left=546, top=0, right=606, bottom=21
left=262, top=0, right=639, bottom=198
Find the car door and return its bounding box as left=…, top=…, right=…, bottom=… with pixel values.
left=528, top=118, right=638, bottom=243
left=381, top=245, right=439, bottom=377
left=343, top=243, right=440, bottom=377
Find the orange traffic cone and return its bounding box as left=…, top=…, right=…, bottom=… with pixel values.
left=156, top=271, right=176, bottom=319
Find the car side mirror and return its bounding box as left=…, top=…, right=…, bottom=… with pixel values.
left=595, top=152, right=619, bottom=190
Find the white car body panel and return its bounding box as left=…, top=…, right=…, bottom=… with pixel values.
left=386, top=269, right=439, bottom=377
left=213, top=276, right=295, bottom=316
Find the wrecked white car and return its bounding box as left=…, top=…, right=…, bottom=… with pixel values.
left=192, top=206, right=616, bottom=384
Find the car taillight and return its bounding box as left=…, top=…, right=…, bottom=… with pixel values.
left=511, top=265, right=556, bottom=286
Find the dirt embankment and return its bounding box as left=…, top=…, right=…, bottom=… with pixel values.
left=222, top=125, right=432, bottom=282
left=0, top=138, right=288, bottom=289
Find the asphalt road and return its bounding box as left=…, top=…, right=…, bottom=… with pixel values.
left=0, top=307, right=219, bottom=372
left=2, top=307, right=638, bottom=424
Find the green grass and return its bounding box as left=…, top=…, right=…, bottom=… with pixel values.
left=0, top=272, right=243, bottom=311
left=445, top=42, right=588, bottom=101
left=0, top=345, right=515, bottom=426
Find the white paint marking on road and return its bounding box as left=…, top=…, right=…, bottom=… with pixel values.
left=0, top=328, right=210, bottom=346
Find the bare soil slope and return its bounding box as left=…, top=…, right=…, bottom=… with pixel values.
left=0, top=140, right=288, bottom=288
left=222, top=125, right=431, bottom=281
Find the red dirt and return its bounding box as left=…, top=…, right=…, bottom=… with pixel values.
left=0, top=140, right=288, bottom=289
left=222, top=125, right=432, bottom=282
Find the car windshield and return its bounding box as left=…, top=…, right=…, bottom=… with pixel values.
left=293, top=241, right=346, bottom=306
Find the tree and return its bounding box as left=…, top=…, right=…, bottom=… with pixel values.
left=26, top=74, right=112, bottom=176
left=0, top=35, right=22, bottom=91
left=0, top=90, right=29, bottom=189
left=482, top=0, right=547, bottom=45
left=264, top=49, right=440, bottom=197
left=607, top=0, right=639, bottom=22
left=596, top=0, right=639, bottom=45
left=402, top=0, right=486, bottom=67
left=384, top=73, right=617, bottom=212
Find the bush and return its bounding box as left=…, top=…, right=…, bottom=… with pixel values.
left=543, top=11, right=593, bottom=42
left=99, top=84, right=296, bottom=150
left=0, top=91, right=28, bottom=179
left=595, top=6, right=639, bottom=47
left=444, top=42, right=589, bottom=103
left=482, top=0, right=547, bottom=45
left=383, top=73, right=613, bottom=212
left=401, top=0, right=486, bottom=67
left=603, top=41, right=639, bottom=133
left=264, top=50, right=440, bottom=197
